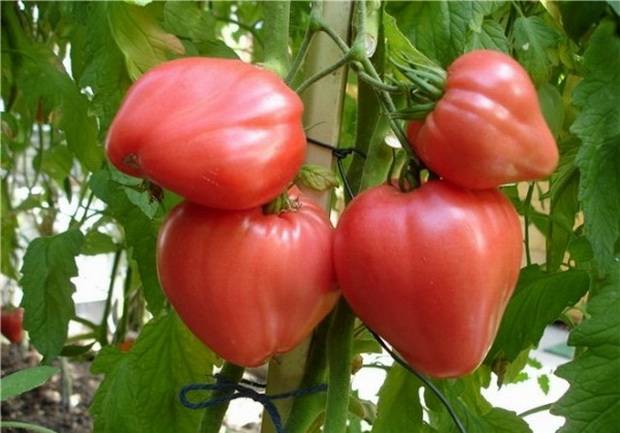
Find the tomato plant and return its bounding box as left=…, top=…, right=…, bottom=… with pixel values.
left=106, top=57, right=306, bottom=210
left=1, top=2, right=618, bottom=433
left=157, top=190, right=338, bottom=367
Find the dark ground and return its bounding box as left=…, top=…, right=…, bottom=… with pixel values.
left=1, top=343, right=98, bottom=433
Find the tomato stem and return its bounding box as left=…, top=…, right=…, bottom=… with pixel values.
left=284, top=317, right=331, bottom=433
left=285, top=14, right=318, bottom=85
left=262, top=1, right=291, bottom=78
left=263, top=190, right=300, bottom=215
left=323, top=300, right=355, bottom=433
left=295, top=51, right=354, bottom=94
left=524, top=182, right=535, bottom=266
left=199, top=363, right=245, bottom=433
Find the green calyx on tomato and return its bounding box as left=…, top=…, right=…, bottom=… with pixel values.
left=106, top=57, right=306, bottom=210
left=333, top=180, right=522, bottom=378
left=157, top=190, right=338, bottom=367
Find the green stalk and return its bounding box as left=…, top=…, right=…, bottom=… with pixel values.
left=286, top=23, right=317, bottom=85
left=99, top=249, right=122, bottom=345
left=262, top=1, right=291, bottom=77
left=284, top=318, right=331, bottom=433
left=323, top=300, right=355, bottom=433
left=199, top=363, right=245, bottom=433
left=524, top=182, right=535, bottom=266
left=295, top=51, right=354, bottom=94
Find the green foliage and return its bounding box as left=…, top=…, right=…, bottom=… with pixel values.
left=428, top=370, right=531, bottom=433
left=513, top=15, right=561, bottom=85
left=90, top=311, right=218, bottom=433
left=571, top=20, right=620, bottom=273
left=0, top=366, right=59, bottom=401
left=107, top=2, right=185, bottom=80
left=90, top=168, right=165, bottom=313
left=371, top=365, right=423, bottom=433
left=552, top=266, right=620, bottom=432
left=486, top=266, right=589, bottom=370
left=19, top=229, right=84, bottom=360
left=386, top=2, right=506, bottom=67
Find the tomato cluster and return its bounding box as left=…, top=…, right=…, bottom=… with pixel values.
left=334, top=50, right=557, bottom=378
left=107, top=58, right=337, bottom=367
left=108, top=50, right=556, bottom=375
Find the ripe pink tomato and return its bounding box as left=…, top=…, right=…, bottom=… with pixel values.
left=106, top=57, right=306, bottom=210
left=334, top=181, right=522, bottom=378
left=409, top=50, right=558, bottom=188
left=157, top=191, right=338, bottom=367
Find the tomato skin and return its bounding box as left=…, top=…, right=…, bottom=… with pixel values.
left=106, top=57, right=306, bottom=210
left=1, top=307, right=24, bottom=344
left=157, top=192, right=338, bottom=367
left=410, top=50, right=558, bottom=188
left=333, top=181, right=522, bottom=378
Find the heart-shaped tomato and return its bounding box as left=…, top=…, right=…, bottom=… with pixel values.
left=334, top=181, right=522, bottom=378
left=157, top=191, right=338, bottom=367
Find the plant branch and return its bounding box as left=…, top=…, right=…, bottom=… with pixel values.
left=295, top=51, right=354, bottom=94
left=518, top=402, right=553, bottom=418
left=322, top=300, right=355, bottom=433
left=199, top=363, right=245, bottom=433
left=262, top=1, right=291, bottom=77
left=286, top=24, right=316, bottom=85
left=524, top=182, right=535, bottom=266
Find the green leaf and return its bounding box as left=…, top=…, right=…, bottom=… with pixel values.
left=486, top=266, right=589, bottom=368
left=571, top=21, right=620, bottom=272
left=359, top=117, right=394, bottom=191
left=107, top=2, right=185, bottom=80
left=537, top=374, right=550, bottom=395
left=383, top=12, right=435, bottom=67
left=70, top=2, right=131, bottom=131
left=19, top=229, right=84, bottom=360
left=90, top=167, right=164, bottom=313
left=386, top=2, right=494, bottom=67
left=0, top=366, right=59, bottom=401
left=538, top=83, right=565, bottom=138
left=60, top=342, right=95, bottom=357
left=1, top=181, right=18, bottom=280
left=162, top=1, right=216, bottom=41
left=41, top=145, right=73, bottom=185
left=552, top=266, right=620, bottom=432
left=82, top=230, right=118, bottom=256
left=429, top=369, right=532, bottom=433
left=513, top=16, right=561, bottom=84
left=17, top=45, right=102, bottom=171
left=371, top=365, right=423, bottom=433
left=557, top=1, right=606, bottom=41
left=466, top=19, right=509, bottom=52
left=123, top=187, right=160, bottom=219
left=91, top=311, right=217, bottom=433
left=295, top=164, right=339, bottom=192
left=547, top=144, right=579, bottom=271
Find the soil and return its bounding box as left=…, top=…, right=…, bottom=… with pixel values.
left=1, top=343, right=98, bottom=433
left=1, top=344, right=262, bottom=433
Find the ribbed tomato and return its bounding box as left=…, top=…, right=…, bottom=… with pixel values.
left=157, top=191, right=338, bottom=367
left=333, top=181, right=522, bottom=378
left=409, top=50, right=558, bottom=188
left=106, top=57, right=306, bottom=210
